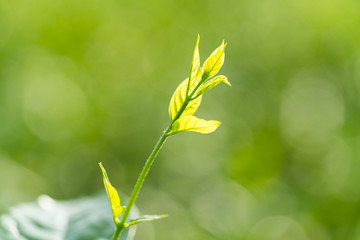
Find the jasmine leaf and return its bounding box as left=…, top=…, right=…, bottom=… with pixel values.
left=99, top=162, right=123, bottom=222
left=128, top=215, right=168, bottom=227
left=187, top=35, right=202, bottom=94
left=202, top=41, right=226, bottom=80
left=195, top=75, right=230, bottom=98
left=190, top=67, right=202, bottom=92
left=171, top=115, right=221, bottom=134
left=169, top=79, right=202, bottom=120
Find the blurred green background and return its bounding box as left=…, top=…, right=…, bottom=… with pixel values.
left=1, top=0, right=360, bottom=239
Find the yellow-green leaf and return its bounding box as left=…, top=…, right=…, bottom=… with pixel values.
left=171, top=115, right=221, bottom=134
left=202, top=41, right=226, bottom=80
left=128, top=214, right=168, bottom=227
left=169, top=78, right=202, bottom=120
left=190, top=66, right=202, bottom=92
left=188, top=35, right=201, bottom=92
left=195, top=75, right=230, bottom=97
left=99, top=162, right=123, bottom=222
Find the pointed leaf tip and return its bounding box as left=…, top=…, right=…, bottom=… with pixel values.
left=202, top=41, right=226, bottom=80
left=187, top=35, right=201, bottom=94
left=99, top=163, right=123, bottom=222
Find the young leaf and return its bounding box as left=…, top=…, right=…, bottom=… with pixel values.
left=202, top=41, right=226, bottom=80
left=194, top=75, right=230, bottom=98
left=99, top=162, right=123, bottom=222
left=190, top=67, right=202, bottom=92
left=128, top=215, right=168, bottom=227
left=188, top=35, right=201, bottom=91
left=171, top=115, right=221, bottom=134
left=169, top=78, right=202, bottom=120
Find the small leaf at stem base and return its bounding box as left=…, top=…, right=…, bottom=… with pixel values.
left=128, top=215, right=168, bottom=227
left=99, top=162, right=123, bottom=222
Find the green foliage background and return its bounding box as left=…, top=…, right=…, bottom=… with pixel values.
left=1, top=0, right=360, bottom=239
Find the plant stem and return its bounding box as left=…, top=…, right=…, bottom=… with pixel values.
left=112, top=225, right=122, bottom=240
left=118, top=129, right=170, bottom=228
left=112, top=133, right=169, bottom=240
left=112, top=78, right=205, bottom=240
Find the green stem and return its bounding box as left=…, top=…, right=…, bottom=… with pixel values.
left=112, top=225, right=122, bottom=240
left=113, top=135, right=169, bottom=240
left=118, top=129, right=170, bottom=229
left=112, top=77, right=206, bottom=240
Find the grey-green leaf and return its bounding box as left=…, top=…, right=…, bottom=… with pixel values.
left=0, top=194, right=139, bottom=240
left=128, top=215, right=168, bottom=227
